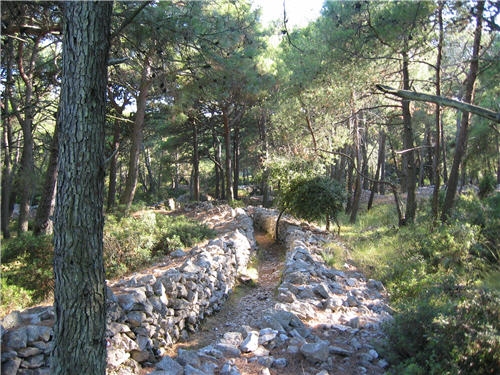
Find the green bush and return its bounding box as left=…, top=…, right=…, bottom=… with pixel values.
left=478, top=173, right=496, bottom=199
left=1, top=234, right=54, bottom=316
left=453, top=192, right=499, bottom=266
left=152, top=214, right=215, bottom=255
left=103, top=212, right=215, bottom=279
left=383, top=288, right=500, bottom=375
left=278, top=176, right=346, bottom=231
left=454, top=289, right=500, bottom=374
left=338, top=199, right=499, bottom=375
left=382, top=293, right=457, bottom=375
left=0, top=278, right=35, bottom=317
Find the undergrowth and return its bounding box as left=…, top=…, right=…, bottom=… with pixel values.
left=1, top=211, right=215, bottom=317
left=328, top=191, right=500, bottom=374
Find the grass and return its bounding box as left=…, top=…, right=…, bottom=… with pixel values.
left=323, top=195, right=500, bottom=374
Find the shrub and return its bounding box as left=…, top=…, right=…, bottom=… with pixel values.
left=0, top=278, right=35, bottom=317
left=152, top=214, right=215, bottom=256
left=478, top=173, right=496, bottom=198
left=278, top=176, right=346, bottom=232
left=454, top=289, right=500, bottom=374
left=338, top=200, right=499, bottom=375
left=382, top=292, right=458, bottom=375
left=103, top=212, right=215, bottom=279
left=1, top=234, right=54, bottom=316
left=0, top=211, right=216, bottom=316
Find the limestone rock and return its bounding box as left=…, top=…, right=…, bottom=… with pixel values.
left=300, top=340, right=330, bottom=363
left=240, top=331, right=259, bottom=353
left=156, top=356, right=183, bottom=375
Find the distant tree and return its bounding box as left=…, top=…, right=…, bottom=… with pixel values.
left=51, top=2, right=112, bottom=374
left=1, top=2, right=62, bottom=235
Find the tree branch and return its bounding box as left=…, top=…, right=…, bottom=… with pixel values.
left=376, top=84, right=500, bottom=123
left=111, top=1, right=152, bottom=39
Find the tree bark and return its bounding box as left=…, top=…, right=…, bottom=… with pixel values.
left=441, top=1, right=484, bottom=222
left=1, top=38, right=15, bottom=239
left=258, top=109, right=272, bottom=207
left=1, top=114, right=14, bottom=239
left=51, top=3, right=112, bottom=374
left=212, top=132, right=223, bottom=199
left=431, top=1, right=444, bottom=223
left=368, top=129, right=386, bottom=211
left=106, top=118, right=121, bottom=212
left=349, top=93, right=362, bottom=224
left=143, top=146, right=156, bottom=194
left=401, top=47, right=417, bottom=224
left=233, top=122, right=240, bottom=200
left=34, top=122, right=58, bottom=236
left=120, top=61, right=153, bottom=212
left=192, top=119, right=200, bottom=201
left=15, top=37, right=40, bottom=235
left=222, top=108, right=234, bottom=203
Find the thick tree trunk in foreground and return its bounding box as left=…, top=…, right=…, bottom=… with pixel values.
left=51, top=2, right=112, bottom=374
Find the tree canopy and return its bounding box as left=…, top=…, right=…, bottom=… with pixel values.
left=2, top=0, right=499, bottom=236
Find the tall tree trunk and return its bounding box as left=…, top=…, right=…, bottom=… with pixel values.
left=15, top=37, right=40, bottom=235
left=1, top=38, right=15, bottom=239
left=401, top=47, right=417, bottom=224
left=34, top=122, right=58, bottom=236
left=368, top=130, right=386, bottom=210
left=258, top=109, right=272, bottom=207
left=106, top=119, right=120, bottom=212
left=212, top=133, right=223, bottom=199
left=497, top=133, right=500, bottom=185
left=233, top=122, right=240, bottom=200
left=432, top=1, right=444, bottom=223
left=441, top=1, right=484, bottom=222
left=222, top=109, right=233, bottom=203
left=120, top=61, right=153, bottom=212
left=52, top=3, right=112, bottom=375
left=349, top=93, right=362, bottom=224
left=192, top=119, right=200, bottom=201
left=143, top=146, right=156, bottom=194
left=1, top=114, right=14, bottom=239
left=344, top=145, right=354, bottom=215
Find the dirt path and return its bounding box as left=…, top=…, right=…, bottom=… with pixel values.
left=163, top=231, right=285, bottom=371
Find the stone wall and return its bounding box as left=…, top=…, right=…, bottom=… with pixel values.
left=249, top=207, right=391, bottom=373
left=1, top=207, right=256, bottom=375
left=2, top=206, right=392, bottom=375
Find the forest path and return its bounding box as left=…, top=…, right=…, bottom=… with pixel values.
left=161, top=230, right=288, bottom=374
left=150, top=211, right=390, bottom=375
